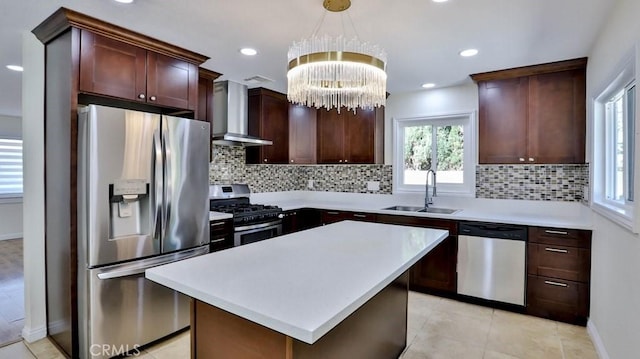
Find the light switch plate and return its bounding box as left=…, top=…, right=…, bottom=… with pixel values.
left=367, top=181, right=380, bottom=191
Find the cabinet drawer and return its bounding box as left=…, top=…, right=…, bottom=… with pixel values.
left=529, top=227, right=591, bottom=249
left=210, top=220, right=232, bottom=237
left=348, top=212, right=377, bottom=222
left=527, top=275, right=588, bottom=325
left=527, top=243, right=590, bottom=282
left=321, top=210, right=347, bottom=224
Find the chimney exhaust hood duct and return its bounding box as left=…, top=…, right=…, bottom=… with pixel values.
left=211, top=80, right=273, bottom=146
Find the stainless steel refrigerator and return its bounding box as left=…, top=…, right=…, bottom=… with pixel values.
left=77, top=104, right=210, bottom=358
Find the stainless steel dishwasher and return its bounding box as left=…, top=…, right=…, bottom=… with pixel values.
left=457, top=222, right=527, bottom=306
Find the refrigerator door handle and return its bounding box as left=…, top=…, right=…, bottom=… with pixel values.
left=162, top=130, right=172, bottom=240
left=96, top=246, right=209, bottom=280
left=152, top=129, right=163, bottom=241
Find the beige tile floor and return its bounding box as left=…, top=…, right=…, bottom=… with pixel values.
left=0, top=292, right=599, bottom=359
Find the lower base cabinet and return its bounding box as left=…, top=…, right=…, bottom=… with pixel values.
left=376, top=214, right=458, bottom=294
left=283, top=209, right=322, bottom=234
left=526, top=274, right=589, bottom=325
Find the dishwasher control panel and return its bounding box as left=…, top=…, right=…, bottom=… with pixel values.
left=459, top=222, right=527, bottom=241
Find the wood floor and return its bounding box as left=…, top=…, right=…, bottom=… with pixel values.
left=0, top=238, right=24, bottom=347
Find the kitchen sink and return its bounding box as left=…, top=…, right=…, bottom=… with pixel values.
left=382, top=205, right=460, bottom=214
left=417, top=207, right=460, bottom=214
left=382, top=205, right=425, bottom=212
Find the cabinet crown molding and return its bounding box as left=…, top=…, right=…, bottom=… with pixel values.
left=32, top=7, right=209, bottom=65
left=470, top=57, right=587, bottom=83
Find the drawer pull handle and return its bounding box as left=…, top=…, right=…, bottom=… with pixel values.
left=210, top=222, right=225, bottom=227
left=544, top=280, right=568, bottom=288
left=210, top=238, right=226, bottom=244
left=545, top=247, right=568, bottom=253
left=353, top=214, right=367, bottom=218
left=327, top=211, right=339, bottom=215
left=545, top=230, right=569, bottom=235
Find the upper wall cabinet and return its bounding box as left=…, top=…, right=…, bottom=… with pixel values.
left=471, top=58, right=587, bottom=164
left=197, top=68, right=222, bottom=134
left=289, top=104, right=317, bottom=164
left=79, top=31, right=199, bottom=111
left=317, top=107, right=384, bottom=164
left=246, top=88, right=290, bottom=164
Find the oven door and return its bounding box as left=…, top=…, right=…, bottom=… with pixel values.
left=234, top=221, right=282, bottom=246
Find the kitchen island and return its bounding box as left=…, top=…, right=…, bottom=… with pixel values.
left=146, top=221, right=448, bottom=359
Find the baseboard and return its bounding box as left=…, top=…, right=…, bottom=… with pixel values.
left=22, top=325, right=47, bottom=343
left=587, top=319, right=610, bottom=359
left=0, top=232, right=22, bottom=240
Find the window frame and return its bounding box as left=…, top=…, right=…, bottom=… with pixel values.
left=592, top=45, right=639, bottom=233
left=0, top=136, right=23, bottom=202
left=393, top=112, right=476, bottom=196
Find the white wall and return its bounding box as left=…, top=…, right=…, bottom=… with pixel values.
left=384, top=84, right=478, bottom=164
left=585, top=1, right=640, bottom=358
left=21, top=32, right=47, bottom=342
left=0, top=114, right=23, bottom=240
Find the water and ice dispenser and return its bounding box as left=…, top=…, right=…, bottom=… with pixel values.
left=108, top=179, right=151, bottom=239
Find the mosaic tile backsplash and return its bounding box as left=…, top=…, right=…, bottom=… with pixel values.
left=210, top=145, right=588, bottom=202
left=475, top=164, right=589, bottom=202
left=210, top=145, right=393, bottom=194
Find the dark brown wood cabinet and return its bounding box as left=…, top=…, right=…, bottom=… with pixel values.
left=79, top=31, right=199, bottom=111
left=209, top=218, right=233, bottom=252
left=376, top=214, right=458, bottom=294
left=321, top=210, right=377, bottom=225
left=246, top=88, right=290, bottom=164
left=282, top=208, right=322, bottom=234
left=289, top=104, right=317, bottom=164
left=526, top=226, right=591, bottom=325
left=317, top=107, right=384, bottom=164
left=472, top=58, right=587, bottom=164
left=197, top=68, right=222, bottom=134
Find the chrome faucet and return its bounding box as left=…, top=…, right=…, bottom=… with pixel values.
left=425, top=169, right=437, bottom=208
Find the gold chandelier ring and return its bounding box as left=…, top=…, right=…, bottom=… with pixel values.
left=288, top=51, right=386, bottom=72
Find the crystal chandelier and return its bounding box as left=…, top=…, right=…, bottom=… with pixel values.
left=287, top=0, right=387, bottom=113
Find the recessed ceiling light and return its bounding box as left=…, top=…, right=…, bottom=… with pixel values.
left=240, top=48, right=258, bottom=56
left=6, top=65, right=23, bottom=72
left=459, top=49, right=479, bottom=57
left=114, top=0, right=134, bottom=3
left=422, top=83, right=436, bottom=89
left=432, top=0, right=449, bottom=3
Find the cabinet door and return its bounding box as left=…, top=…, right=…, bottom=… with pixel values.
left=317, top=109, right=345, bottom=163
left=146, top=52, right=198, bottom=110
left=528, top=69, right=586, bottom=163
left=197, top=76, right=213, bottom=126
left=410, top=235, right=457, bottom=293
left=345, top=109, right=376, bottom=164
left=79, top=31, right=147, bottom=102
left=260, top=95, right=289, bottom=163
left=289, top=104, right=317, bottom=164
left=478, top=78, right=528, bottom=164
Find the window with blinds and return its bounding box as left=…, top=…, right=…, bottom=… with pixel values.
left=0, top=138, right=23, bottom=197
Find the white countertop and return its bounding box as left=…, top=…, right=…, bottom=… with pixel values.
left=209, top=211, right=232, bottom=221
left=146, top=221, right=448, bottom=344
left=250, top=191, right=593, bottom=230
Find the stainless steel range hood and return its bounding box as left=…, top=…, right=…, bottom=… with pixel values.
left=211, top=80, right=272, bottom=146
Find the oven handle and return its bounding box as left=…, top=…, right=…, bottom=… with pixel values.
left=235, top=220, right=282, bottom=232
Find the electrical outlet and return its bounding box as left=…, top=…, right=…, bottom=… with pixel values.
left=367, top=181, right=380, bottom=191
left=307, top=180, right=314, bottom=189
left=583, top=186, right=589, bottom=201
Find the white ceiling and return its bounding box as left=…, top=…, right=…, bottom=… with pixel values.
left=0, top=0, right=616, bottom=118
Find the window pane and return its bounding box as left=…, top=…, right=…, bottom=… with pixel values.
left=0, top=139, right=23, bottom=196
left=436, top=125, right=464, bottom=184
left=613, top=94, right=625, bottom=201
left=627, top=85, right=635, bottom=202
left=403, top=125, right=432, bottom=185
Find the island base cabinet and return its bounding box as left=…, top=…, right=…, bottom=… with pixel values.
left=191, top=272, right=409, bottom=359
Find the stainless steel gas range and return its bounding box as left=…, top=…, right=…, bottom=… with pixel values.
left=209, top=184, right=283, bottom=246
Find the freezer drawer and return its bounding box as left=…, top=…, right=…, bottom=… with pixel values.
left=80, top=246, right=207, bottom=358
left=457, top=235, right=526, bottom=306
